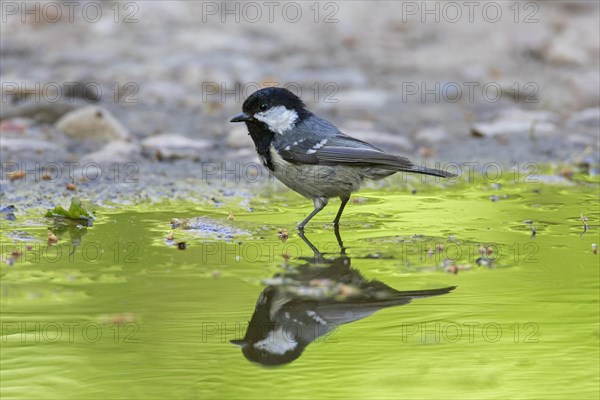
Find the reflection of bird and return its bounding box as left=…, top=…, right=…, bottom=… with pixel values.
left=231, top=231, right=456, bottom=366
left=230, top=87, right=455, bottom=230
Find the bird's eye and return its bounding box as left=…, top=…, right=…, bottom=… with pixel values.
left=259, top=103, right=268, bottom=112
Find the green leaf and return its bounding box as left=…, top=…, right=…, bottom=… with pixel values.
left=45, top=197, right=94, bottom=224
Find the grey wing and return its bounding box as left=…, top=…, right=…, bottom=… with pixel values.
left=276, top=134, right=416, bottom=171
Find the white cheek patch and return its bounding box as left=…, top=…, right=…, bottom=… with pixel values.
left=254, top=327, right=298, bottom=355
left=254, top=106, right=298, bottom=135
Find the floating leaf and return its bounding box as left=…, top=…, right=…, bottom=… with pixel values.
left=45, top=198, right=94, bottom=225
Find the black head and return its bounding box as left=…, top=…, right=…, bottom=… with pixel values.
left=238, top=87, right=305, bottom=117
left=229, top=87, right=309, bottom=133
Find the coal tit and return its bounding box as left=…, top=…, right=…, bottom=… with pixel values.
left=230, top=87, right=455, bottom=230
left=230, top=233, right=456, bottom=366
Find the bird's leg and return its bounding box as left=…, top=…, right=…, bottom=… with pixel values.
left=333, top=224, right=346, bottom=255
left=297, top=197, right=328, bottom=231
left=332, top=195, right=350, bottom=227
left=297, top=229, right=323, bottom=262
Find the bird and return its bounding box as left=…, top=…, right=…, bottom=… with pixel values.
left=230, top=87, right=454, bottom=230
left=230, top=232, right=456, bottom=366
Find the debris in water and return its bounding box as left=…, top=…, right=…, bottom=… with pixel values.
left=524, top=220, right=536, bottom=240
left=580, top=213, right=588, bottom=239
left=47, top=231, right=59, bottom=245
left=8, top=170, right=26, bottom=181
left=278, top=228, right=289, bottom=242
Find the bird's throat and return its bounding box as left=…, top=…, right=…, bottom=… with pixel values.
left=246, top=122, right=276, bottom=171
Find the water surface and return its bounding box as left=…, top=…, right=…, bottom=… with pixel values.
left=1, top=176, right=599, bottom=399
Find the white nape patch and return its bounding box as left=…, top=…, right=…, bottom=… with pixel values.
left=306, top=310, right=327, bottom=325
left=284, top=145, right=291, bottom=151
left=306, top=139, right=328, bottom=154
left=254, top=327, right=297, bottom=355
left=254, top=106, right=298, bottom=135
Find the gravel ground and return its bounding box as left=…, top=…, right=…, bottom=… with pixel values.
left=1, top=1, right=598, bottom=207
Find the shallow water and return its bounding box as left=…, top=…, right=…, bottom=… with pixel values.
left=1, top=174, right=599, bottom=399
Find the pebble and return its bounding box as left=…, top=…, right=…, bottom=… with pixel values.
left=141, top=133, right=214, bottom=161
left=544, top=31, right=589, bottom=66
left=55, top=106, right=130, bottom=142
left=2, top=101, right=83, bottom=124
left=0, top=138, right=61, bottom=154
left=471, top=110, right=558, bottom=138
left=567, top=108, right=600, bottom=127
left=81, top=141, right=140, bottom=164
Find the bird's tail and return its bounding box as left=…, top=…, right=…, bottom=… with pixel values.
left=407, top=165, right=456, bottom=178
left=394, top=285, right=457, bottom=299
left=345, top=285, right=456, bottom=310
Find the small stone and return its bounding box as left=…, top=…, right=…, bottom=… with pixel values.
left=278, top=228, right=289, bottom=241
left=472, top=109, right=558, bottom=138
left=142, top=133, right=214, bottom=161
left=7, top=170, right=26, bottom=181
left=81, top=141, right=139, bottom=164
left=545, top=32, right=588, bottom=66
left=47, top=231, right=59, bottom=245
left=444, top=264, right=458, bottom=274
left=0, top=138, right=61, bottom=156
left=418, top=146, right=435, bottom=157
left=567, top=108, right=600, bottom=127
left=55, top=106, right=130, bottom=142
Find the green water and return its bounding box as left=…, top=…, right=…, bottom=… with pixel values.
left=1, top=175, right=599, bottom=399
